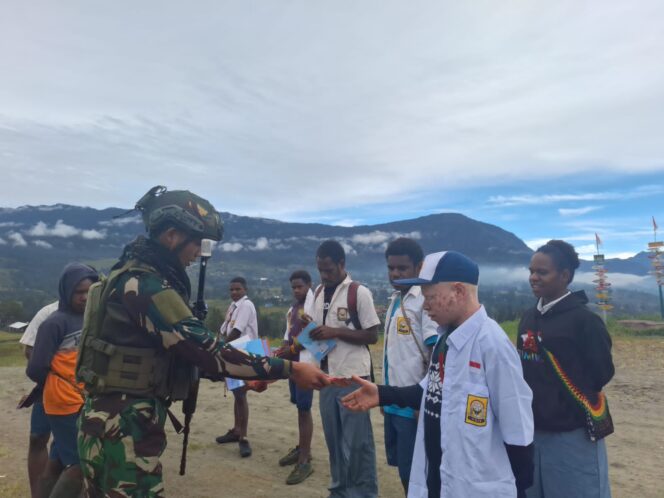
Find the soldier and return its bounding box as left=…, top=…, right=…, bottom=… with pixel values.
left=76, top=186, right=328, bottom=497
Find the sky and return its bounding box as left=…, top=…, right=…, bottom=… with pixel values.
left=1, top=1, right=663, bottom=260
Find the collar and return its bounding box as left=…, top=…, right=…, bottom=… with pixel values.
left=537, top=291, right=571, bottom=315
left=390, top=285, right=421, bottom=302
left=446, top=305, right=488, bottom=351
left=233, top=295, right=249, bottom=306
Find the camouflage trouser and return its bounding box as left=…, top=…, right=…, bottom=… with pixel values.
left=77, top=394, right=167, bottom=497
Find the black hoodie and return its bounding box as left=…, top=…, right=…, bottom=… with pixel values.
left=26, top=263, right=98, bottom=388
left=517, top=291, right=614, bottom=432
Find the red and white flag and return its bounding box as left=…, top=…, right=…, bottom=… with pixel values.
left=595, top=232, right=602, bottom=246
left=654, top=216, right=658, bottom=231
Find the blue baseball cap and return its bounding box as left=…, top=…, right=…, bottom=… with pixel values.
left=394, top=250, right=479, bottom=286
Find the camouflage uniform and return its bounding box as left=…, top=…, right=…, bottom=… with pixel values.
left=78, top=241, right=291, bottom=497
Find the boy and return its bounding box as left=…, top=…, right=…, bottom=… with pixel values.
left=382, top=238, right=438, bottom=493
left=216, top=277, right=259, bottom=457
left=275, top=270, right=316, bottom=484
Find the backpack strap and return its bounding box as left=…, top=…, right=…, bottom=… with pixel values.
left=346, top=281, right=376, bottom=383
left=346, top=281, right=363, bottom=331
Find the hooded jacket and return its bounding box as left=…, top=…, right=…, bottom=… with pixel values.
left=27, top=263, right=98, bottom=415
left=517, top=290, right=614, bottom=432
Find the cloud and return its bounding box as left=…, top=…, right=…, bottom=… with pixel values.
left=219, top=242, right=243, bottom=252
left=8, top=231, right=27, bottom=246
left=488, top=186, right=664, bottom=207
left=1, top=1, right=663, bottom=219
left=558, top=206, right=602, bottom=217
left=575, top=271, right=653, bottom=292
left=351, top=230, right=422, bottom=245
left=339, top=241, right=357, bottom=256
left=33, top=240, right=53, bottom=249
left=99, top=215, right=142, bottom=227
left=81, top=229, right=106, bottom=240
left=251, top=237, right=269, bottom=251
left=0, top=237, right=6, bottom=245
left=25, top=220, right=106, bottom=239
left=0, top=221, right=22, bottom=227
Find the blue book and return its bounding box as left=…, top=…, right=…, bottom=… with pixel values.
left=296, top=322, right=336, bottom=362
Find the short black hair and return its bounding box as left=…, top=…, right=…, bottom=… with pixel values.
left=385, top=237, right=424, bottom=266
left=316, top=240, right=345, bottom=264
left=289, top=270, right=312, bottom=284
left=230, top=276, right=247, bottom=288
left=536, top=240, right=580, bottom=284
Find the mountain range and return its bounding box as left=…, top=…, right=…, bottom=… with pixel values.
left=0, top=204, right=657, bottom=316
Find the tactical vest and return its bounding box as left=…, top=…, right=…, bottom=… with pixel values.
left=76, top=259, right=193, bottom=401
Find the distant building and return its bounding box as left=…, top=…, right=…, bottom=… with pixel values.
left=8, top=322, right=28, bottom=333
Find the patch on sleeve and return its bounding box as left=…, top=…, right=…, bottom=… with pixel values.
left=396, top=316, right=411, bottom=335
left=151, top=289, right=193, bottom=325
left=465, top=395, right=488, bottom=426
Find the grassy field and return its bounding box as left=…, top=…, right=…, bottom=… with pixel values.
left=0, top=330, right=26, bottom=367
left=3, top=317, right=662, bottom=368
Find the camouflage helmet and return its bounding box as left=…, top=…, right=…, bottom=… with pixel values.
left=135, top=186, right=223, bottom=241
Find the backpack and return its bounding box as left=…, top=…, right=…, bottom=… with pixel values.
left=314, top=281, right=375, bottom=381
left=314, top=281, right=362, bottom=330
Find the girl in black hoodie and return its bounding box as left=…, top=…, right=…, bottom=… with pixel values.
left=518, top=240, right=614, bottom=498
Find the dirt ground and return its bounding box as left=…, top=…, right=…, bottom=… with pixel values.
left=1, top=338, right=662, bottom=498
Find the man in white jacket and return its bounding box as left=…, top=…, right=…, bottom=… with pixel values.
left=341, top=250, right=534, bottom=498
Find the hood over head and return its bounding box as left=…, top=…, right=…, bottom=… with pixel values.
left=58, top=263, right=99, bottom=311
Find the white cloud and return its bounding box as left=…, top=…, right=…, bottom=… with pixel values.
left=25, top=220, right=106, bottom=239
left=351, top=230, right=422, bottom=245
left=251, top=237, right=269, bottom=251
left=489, top=186, right=664, bottom=207
left=0, top=221, right=22, bottom=227
left=558, top=206, right=602, bottom=217
left=99, top=215, right=142, bottom=227
left=575, top=271, right=653, bottom=292
left=8, top=231, right=27, bottom=246
left=340, top=241, right=356, bottom=256
left=0, top=1, right=663, bottom=218
left=0, top=237, right=6, bottom=245
left=81, top=229, right=106, bottom=240
left=33, top=240, right=53, bottom=249
left=219, top=242, right=243, bottom=252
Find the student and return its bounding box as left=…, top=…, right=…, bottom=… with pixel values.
left=275, top=270, right=316, bottom=484
left=382, top=238, right=438, bottom=494
left=216, top=276, right=259, bottom=457
left=19, top=300, right=58, bottom=498
left=341, top=251, right=534, bottom=498
left=519, top=240, right=614, bottom=498
left=310, top=240, right=381, bottom=498
left=27, top=263, right=98, bottom=498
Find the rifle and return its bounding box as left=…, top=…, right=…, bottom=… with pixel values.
left=179, top=238, right=213, bottom=476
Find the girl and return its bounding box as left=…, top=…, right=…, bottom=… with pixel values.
left=518, top=240, right=614, bottom=498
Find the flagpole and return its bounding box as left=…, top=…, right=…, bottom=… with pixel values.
left=650, top=216, right=663, bottom=319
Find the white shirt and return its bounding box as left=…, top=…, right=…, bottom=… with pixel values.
left=219, top=295, right=258, bottom=340
left=382, top=287, right=438, bottom=386
left=311, top=274, right=381, bottom=378
left=20, top=301, right=59, bottom=347
left=283, top=289, right=315, bottom=364
left=409, top=306, right=534, bottom=498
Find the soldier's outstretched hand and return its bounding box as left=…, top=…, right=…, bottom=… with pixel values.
left=340, top=375, right=379, bottom=412
left=290, top=361, right=330, bottom=390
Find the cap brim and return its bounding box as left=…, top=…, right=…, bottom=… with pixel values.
left=393, top=277, right=432, bottom=286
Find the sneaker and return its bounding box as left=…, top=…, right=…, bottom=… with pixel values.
left=286, top=461, right=313, bottom=485
left=215, top=429, right=240, bottom=444
left=239, top=438, right=252, bottom=458
left=278, top=446, right=300, bottom=467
